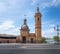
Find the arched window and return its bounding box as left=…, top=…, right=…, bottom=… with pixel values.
left=38, top=18, right=39, bottom=21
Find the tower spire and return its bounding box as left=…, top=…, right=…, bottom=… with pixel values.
left=37, top=4, right=39, bottom=13
left=24, top=15, right=27, bottom=25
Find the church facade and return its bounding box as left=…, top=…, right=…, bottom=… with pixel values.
left=0, top=6, right=42, bottom=43
left=17, top=6, right=42, bottom=43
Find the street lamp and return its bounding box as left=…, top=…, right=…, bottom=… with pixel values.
left=54, top=25, right=60, bottom=43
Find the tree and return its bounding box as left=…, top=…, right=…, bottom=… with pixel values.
left=53, top=36, right=59, bottom=43
left=41, top=37, right=47, bottom=43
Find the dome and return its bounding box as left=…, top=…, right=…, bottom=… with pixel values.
left=21, top=24, right=29, bottom=31
left=20, top=17, right=29, bottom=31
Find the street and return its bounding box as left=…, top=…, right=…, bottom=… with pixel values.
left=0, top=43, right=60, bottom=54
left=0, top=48, right=60, bottom=54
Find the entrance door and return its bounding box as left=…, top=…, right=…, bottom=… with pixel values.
left=22, top=37, right=26, bottom=43
left=30, top=38, right=34, bottom=43
left=7, top=40, right=9, bottom=43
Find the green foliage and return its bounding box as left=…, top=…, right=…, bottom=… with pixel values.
left=41, top=37, right=47, bottom=43
left=53, top=36, right=59, bottom=42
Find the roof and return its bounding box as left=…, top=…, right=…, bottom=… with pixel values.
left=0, top=34, right=17, bottom=37
left=21, top=25, right=29, bottom=31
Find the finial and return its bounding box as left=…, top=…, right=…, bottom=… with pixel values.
left=24, top=14, right=27, bottom=25
left=37, top=4, right=39, bottom=12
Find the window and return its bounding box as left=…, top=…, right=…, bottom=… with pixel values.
left=38, top=18, right=39, bottom=21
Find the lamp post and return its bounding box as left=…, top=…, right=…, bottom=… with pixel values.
left=54, top=25, right=60, bottom=43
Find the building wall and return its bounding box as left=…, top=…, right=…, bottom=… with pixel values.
left=19, top=7, right=42, bottom=43
left=0, top=38, right=16, bottom=43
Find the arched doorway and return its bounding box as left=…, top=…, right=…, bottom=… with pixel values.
left=22, top=37, right=26, bottom=43
left=30, top=38, right=34, bottom=43
left=7, top=40, right=9, bottom=43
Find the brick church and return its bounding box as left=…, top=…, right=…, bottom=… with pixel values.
left=0, top=6, right=42, bottom=43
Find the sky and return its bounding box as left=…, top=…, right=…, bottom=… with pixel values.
left=0, top=0, right=60, bottom=38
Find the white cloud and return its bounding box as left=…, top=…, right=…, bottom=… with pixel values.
left=27, top=11, right=34, bottom=19
left=0, top=19, right=19, bottom=35
left=0, top=0, right=20, bottom=12
left=50, top=24, right=55, bottom=28
left=41, top=0, right=60, bottom=9
left=31, top=0, right=60, bottom=9
left=52, top=0, right=60, bottom=6
left=42, top=28, right=54, bottom=35
left=29, top=23, right=35, bottom=33
left=0, top=20, right=14, bottom=30
left=4, top=27, right=20, bottom=35
left=42, top=28, right=55, bottom=38
left=31, top=0, right=36, bottom=5
left=42, top=20, right=56, bottom=38
left=6, top=0, right=19, bottom=8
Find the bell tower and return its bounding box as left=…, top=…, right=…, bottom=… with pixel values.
left=35, top=6, right=42, bottom=43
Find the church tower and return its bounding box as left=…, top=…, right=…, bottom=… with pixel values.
left=35, top=6, right=42, bottom=43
